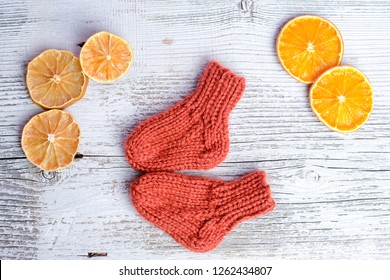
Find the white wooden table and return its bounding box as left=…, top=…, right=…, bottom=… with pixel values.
left=1, top=0, right=390, bottom=259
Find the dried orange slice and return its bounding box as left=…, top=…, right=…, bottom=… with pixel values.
left=80, top=31, right=133, bottom=82
left=310, top=66, right=373, bottom=133
left=21, top=110, right=81, bottom=171
left=277, top=15, right=344, bottom=83
left=27, top=49, right=88, bottom=109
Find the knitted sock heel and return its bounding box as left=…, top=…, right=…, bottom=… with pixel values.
left=125, top=61, right=246, bottom=171
left=131, top=171, right=275, bottom=252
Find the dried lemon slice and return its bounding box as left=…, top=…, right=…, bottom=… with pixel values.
left=21, top=110, right=81, bottom=171
left=80, top=31, right=133, bottom=82
left=27, top=49, right=88, bottom=109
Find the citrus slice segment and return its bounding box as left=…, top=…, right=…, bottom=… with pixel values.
left=21, top=110, right=81, bottom=171
left=27, top=49, right=88, bottom=109
left=310, top=66, right=373, bottom=133
left=277, top=15, right=344, bottom=83
left=80, top=31, right=133, bottom=82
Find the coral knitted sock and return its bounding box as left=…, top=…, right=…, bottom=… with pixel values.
left=131, top=171, right=275, bottom=252
left=125, top=61, right=246, bottom=171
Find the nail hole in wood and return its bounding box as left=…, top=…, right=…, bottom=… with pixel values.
left=75, top=153, right=84, bottom=159
left=87, top=252, right=107, bottom=258
left=41, top=170, right=56, bottom=180
left=240, top=0, right=253, bottom=13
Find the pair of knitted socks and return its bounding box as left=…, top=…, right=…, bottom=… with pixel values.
left=125, top=61, right=275, bottom=252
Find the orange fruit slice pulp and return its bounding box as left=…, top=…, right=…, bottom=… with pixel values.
left=27, top=49, right=88, bottom=109
left=21, top=110, right=81, bottom=171
left=277, top=15, right=344, bottom=83
left=80, top=31, right=133, bottom=82
left=310, top=66, right=373, bottom=133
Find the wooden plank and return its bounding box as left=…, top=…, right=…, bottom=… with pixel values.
left=0, top=0, right=390, bottom=259
left=1, top=156, right=389, bottom=259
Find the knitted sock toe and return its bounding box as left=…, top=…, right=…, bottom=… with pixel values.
left=125, top=61, right=246, bottom=172
left=131, top=171, right=275, bottom=252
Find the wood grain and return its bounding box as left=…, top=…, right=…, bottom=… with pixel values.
left=0, top=0, right=389, bottom=259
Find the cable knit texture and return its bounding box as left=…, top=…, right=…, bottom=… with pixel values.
left=131, top=171, right=275, bottom=252
left=125, top=61, right=246, bottom=171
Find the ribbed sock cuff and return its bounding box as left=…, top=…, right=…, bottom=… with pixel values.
left=191, top=61, right=246, bottom=117
left=211, top=171, right=275, bottom=218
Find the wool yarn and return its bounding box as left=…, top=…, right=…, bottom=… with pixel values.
left=131, top=171, right=275, bottom=252
left=125, top=61, right=246, bottom=171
